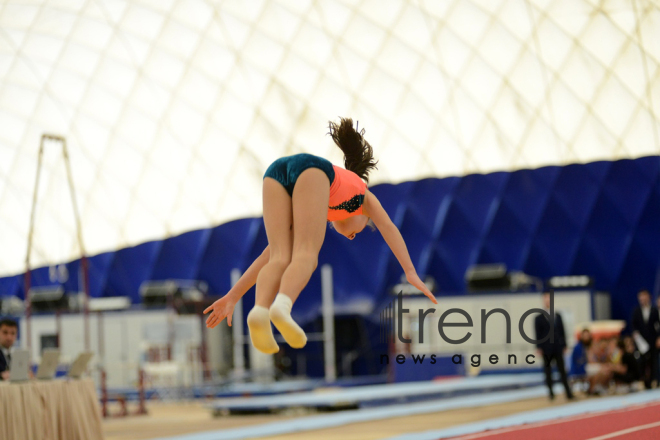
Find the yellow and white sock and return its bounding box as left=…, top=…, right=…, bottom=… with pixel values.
left=269, top=293, right=307, bottom=348
left=247, top=305, right=279, bottom=354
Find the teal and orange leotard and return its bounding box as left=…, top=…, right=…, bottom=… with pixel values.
left=263, top=153, right=367, bottom=221
left=327, top=165, right=367, bottom=221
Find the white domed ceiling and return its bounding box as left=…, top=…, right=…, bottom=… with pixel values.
left=0, top=0, right=659, bottom=275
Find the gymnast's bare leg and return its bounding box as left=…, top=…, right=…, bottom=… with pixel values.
left=246, top=176, right=293, bottom=354
left=269, top=168, right=330, bottom=348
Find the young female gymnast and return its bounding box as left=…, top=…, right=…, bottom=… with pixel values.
left=204, top=118, right=438, bottom=354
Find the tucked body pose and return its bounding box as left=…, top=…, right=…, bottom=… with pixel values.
left=204, top=118, right=437, bottom=353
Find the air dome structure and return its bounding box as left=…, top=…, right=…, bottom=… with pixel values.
left=0, top=0, right=659, bottom=278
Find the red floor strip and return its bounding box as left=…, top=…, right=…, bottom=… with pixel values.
left=600, top=425, right=660, bottom=440
left=449, top=402, right=660, bottom=440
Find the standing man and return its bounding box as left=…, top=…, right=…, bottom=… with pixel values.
left=631, top=289, right=660, bottom=389
left=535, top=291, right=574, bottom=400
left=0, top=318, right=18, bottom=380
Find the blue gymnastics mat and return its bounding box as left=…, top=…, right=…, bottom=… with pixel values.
left=208, top=373, right=544, bottom=414
left=102, top=375, right=387, bottom=401
left=154, top=384, right=553, bottom=440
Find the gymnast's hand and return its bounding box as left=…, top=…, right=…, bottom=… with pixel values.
left=204, top=294, right=237, bottom=328
left=406, top=272, right=438, bottom=304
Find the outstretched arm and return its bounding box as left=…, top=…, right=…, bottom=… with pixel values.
left=204, top=245, right=270, bottom=328
left=363, top=190, right=438, bottom=304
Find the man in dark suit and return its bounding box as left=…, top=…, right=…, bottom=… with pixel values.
left=0, top=318, right=18, bottom=381
left=631, top=289, right=660, bottom=389
left=535, top=291, right=574, bottom=400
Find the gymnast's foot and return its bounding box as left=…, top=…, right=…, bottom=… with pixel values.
left=247, top=305, right=279, bottom=354
left=269, top=293, right=308, bottom=348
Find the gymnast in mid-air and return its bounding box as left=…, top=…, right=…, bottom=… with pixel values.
left=204, top=118, right=437, bottom=354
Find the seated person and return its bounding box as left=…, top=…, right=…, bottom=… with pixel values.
left=612, top=336, right=640, bottom=388
left=571, top=328, right=592, bottom=378
left=586, top=338, right=614, bottom=395
left=607, top=336, right=622, bottom=364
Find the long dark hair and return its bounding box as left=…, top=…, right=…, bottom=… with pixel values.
left=328, top=117, right=378, bottom=183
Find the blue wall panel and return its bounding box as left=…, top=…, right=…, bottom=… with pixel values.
left=104, top=241, right=161, bottom=303
left=2, top=156, right=660, bottom=333
left=150, top=229, right=211, bottom=280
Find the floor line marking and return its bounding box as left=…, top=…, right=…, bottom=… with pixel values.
left=452, top=402, right=660, bottom=440
left=380, top=388, right=660, bottom=440
left=585, top=420, right=660, bottom=440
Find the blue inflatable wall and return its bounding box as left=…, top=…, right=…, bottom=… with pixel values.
left=2, top=155, right=659, bottom=333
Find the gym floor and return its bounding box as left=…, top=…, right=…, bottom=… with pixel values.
left=102, top=395, right=563, bottom=440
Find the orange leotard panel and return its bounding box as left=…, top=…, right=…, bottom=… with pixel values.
left=327, top=165, right=367, bottom=222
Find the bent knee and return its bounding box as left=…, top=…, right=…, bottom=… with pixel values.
left=291, top=252, right=318, bottom=270
left=268, top=254, right=291, bottom=270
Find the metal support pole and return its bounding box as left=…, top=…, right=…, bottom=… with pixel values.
left=166, top=291, right=174, bottom=361
left=98, top=311, right=107, bottom=417
left=197, top=301, right=210, bottom=381
left=321, top=264, right=336, bottom=382
left=24, top=270, right=31, bottom=354
left=81, top=256, right=90, bottom=351
left=25, top=135, right=89, bottom=352
left=230, top=269, right=245, bottom=379
left=55, top=309, right=61, bottom=349
left=100, top=369, right=108, bottom=418
left=58, top=135, right=90, bottom=349
left=24, top=137, right=44, bottom=356
left=136, top=368, right=148, bottom=415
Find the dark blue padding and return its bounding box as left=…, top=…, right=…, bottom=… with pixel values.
left=103, top=241, right=161, bottom=302
left=151, top=229, right=211, bottom=280
left=1, top=155, right=659, bottom=337
left=0, top=274, right=21, bottom=298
